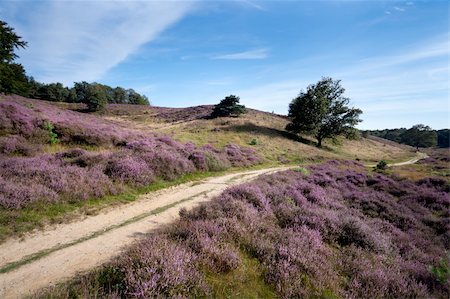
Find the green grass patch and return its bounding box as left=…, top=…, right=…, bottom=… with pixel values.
left=204, top=254, right=277, bottom=299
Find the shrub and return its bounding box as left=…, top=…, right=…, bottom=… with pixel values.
left=105, top=156, right=154, bottom=187
left=429, top=252, right=450, bottom=285
left=210, top=95, right=246, bottom=118
left=42, top=121, right=59, bottom=144
left=120, top=235, right=208, bottom=298
left=374, top=160, right=388, bottom=171
left=249, top=138, right=257, bottom=146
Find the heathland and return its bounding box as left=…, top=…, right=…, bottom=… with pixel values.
left=0, top=95, right=448, bottom=298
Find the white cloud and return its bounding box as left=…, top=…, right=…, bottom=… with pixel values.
left=7, top=1, right=196, bottom=85
left=393, top=6, right=405, bottom=12
left=211, top=48, right=269, bottom=60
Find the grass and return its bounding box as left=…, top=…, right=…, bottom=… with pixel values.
left=105, top=108, right=417, bottom=165
left=204, top=253, right=277, bottom=299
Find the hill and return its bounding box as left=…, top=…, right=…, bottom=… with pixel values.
left=99, top=103, right=415, bottom=165
left=0, top=95, right=416, bottom=240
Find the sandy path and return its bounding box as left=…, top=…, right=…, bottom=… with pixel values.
left=0, top=166, right=292, bottom=299
left=365, top=152, right=428, bottom=167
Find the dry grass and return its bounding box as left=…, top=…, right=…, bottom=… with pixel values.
left=100, top=106, right=415, bottom=165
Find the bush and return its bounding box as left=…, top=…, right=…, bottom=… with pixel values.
left=42, top=121, right=59, bottom=144
left=210, top=95, right=246, bottom=118
left=374, top=160, right=388, bottom=171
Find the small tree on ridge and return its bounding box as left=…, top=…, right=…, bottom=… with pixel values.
left=286, top=77, right=362, bottom=147
left=211, top=95, right=246, bottom=118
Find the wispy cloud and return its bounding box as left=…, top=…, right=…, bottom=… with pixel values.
left=5, top=1, right=195, bottom=85
left=393, top=6, right=405, bottom=12
left=357, top=37, right=449, bottom=69
left=211, top=48, right=269, bottom=60
left=239, top=0, right=267, bottom=11
left=231, top=36, right=449, bottom=129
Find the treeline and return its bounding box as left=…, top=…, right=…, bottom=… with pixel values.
left=26, top=79, right=149, bottom=105
left=364, top=125, right=449, bottom=148
left=0, top=20, right=149, bottom=110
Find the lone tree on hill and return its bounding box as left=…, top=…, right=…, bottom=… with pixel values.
left=400, top=124, right=437, bottom=150
left=211, top=95, right=246, bottom=118
left=286, top=77, right=362, bottom=147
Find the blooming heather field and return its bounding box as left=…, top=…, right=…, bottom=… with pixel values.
left=0, top=96, right=259, bottom=210
left=38, top=160, right=450, bottom=298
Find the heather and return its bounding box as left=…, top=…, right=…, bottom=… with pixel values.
left=0, top=97, right=260, bottom=210
left=40, top=160, right=449, bottom=298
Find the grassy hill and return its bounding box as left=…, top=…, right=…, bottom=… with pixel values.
left=0, top=95, right=417, bottom=240
left=100, top=103, right=415, bottom=165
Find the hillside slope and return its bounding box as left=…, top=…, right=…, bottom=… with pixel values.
left=100, top=103, right=416, bottom=164
left=0, top=96, right=416, bottom=241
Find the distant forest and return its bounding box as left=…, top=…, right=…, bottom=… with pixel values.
left=364, top=126, right=450, bottom=148
left=26, top=80, right=150, bottom=105
left=0, top=20, right=149, bottom=107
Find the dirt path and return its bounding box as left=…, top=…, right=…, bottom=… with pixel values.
left=0, top=166, right=292, bottom=299
left=365, top=152, right=428, bottom=168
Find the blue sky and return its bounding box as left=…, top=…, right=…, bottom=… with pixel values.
left=1, top=0, right=448, bottom=129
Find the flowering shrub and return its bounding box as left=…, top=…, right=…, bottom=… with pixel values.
left=0, top=97, right=260, bottom=209
left=119, top=235, right=208, bottom=298
left=39, top=160, right=449, bottom=298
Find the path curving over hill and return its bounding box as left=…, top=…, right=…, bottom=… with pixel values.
left=365, top=152, right=428, bottom=168
left=0, top=166, right=292, bottom=299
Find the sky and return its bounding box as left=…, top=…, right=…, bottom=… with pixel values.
left=1, top=0, right=449, bottom=130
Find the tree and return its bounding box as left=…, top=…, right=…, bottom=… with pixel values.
left=437, top=129, right=450, bottom=148
left=73, top=81, right=91, bottom=103
left=400, top=124, right=437, bottom=150
left=0, top=63, right=30, bottom=95
left=113, top=86, right=127, bottom=103
left=211, top=95, right=246, bottom=118
left=127, top=88, right=150, bottom=105
left=0, top=20, right=30, bottom=95
left=0, top=20, right=27, bottom=63
left=84, top=84, right=108, bottom=111
left=286, top=77, right=362, bottom=147
left=37, top=82, right=70, bottom=102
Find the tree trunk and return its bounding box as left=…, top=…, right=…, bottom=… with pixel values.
left=317, top=137, right=322, bottom=147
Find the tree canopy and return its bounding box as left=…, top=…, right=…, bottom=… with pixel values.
left=286, top=77, right=362, bottom=147
left=0, top=20, right=30, bottom=95
left=0, top=20, right=27, bottom=63
left=400, top=124, right=437, bottom=149
left=211, top=95, right=246, bottom=118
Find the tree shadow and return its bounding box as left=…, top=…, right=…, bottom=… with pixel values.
left=225, top=123, right=315, bottom=146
